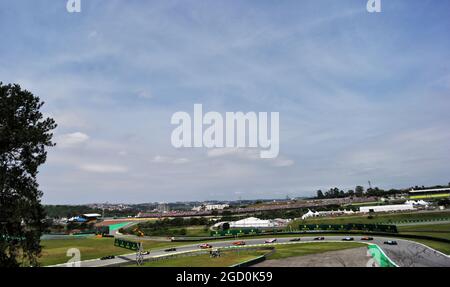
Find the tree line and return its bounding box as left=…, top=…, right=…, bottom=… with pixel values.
left=316, top=183, right=450, bottom=199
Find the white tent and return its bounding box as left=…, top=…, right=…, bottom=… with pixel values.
left=229, top=217, right=277, bottom=228
left=405, top=200, right=429, bottom=206
left=360, top=204, right=415, bottom=213
left=301, top=210, right=319, bottom=220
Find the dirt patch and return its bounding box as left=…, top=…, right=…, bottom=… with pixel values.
left=253, top=247, right=376, bottom=267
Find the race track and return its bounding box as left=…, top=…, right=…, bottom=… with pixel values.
left=51, top=235, right=450, bottom=267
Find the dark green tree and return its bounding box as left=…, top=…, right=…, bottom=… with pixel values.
left=355, top=186, right=364, bottom=197
left=316, top=190, right=324, bottom=199
left=347, top=189, right=355, bottom=197
left=0, top=83, right=57, bottom=267
left=222, top=222, right=230, bottom=230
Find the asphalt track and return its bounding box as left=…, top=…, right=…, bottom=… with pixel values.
left=52, top=235, right=450, bottom=267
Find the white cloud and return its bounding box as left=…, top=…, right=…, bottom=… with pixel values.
left=273, top=158, right=295, bottom=167
left=54, top=112, right=90, bottom=130
left=136, top=90, right=153, bottom=99
left=57, top=132, right=89, bottom=148
left=79, top=164, right=128, bottom=174
left=207, top=148, right=259, bottom=160
left=207, top=148, right=239, bottom=157
left=118, top=151, right=128, bottom=156
left=172, top=158, right=190, bottom=164
left=152, top=155, right=190, bottom=164
left=88, top=30, right=98, bottom=39
left=7, top=1, right=448, bottom=203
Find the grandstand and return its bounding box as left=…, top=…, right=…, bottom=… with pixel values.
left=409, top=188, right=450, bottom=199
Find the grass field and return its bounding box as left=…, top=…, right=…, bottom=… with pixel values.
left=38, top=227, right=450, bottom=266
left=287, top=211, right=450, bottom=255
left=38, top=237, right=197, bottom=266
left=138, top=250, right=267, bottom=267
left=38, top=210, right=450, bottom=266
left=343, top=201, right=382, bottom=207
left=409, top=239, right=450, bottom=255
left=136, top=225, right=210, bottom=237
left=398, top=223, right=450, bottom=241
left=290, top=211, right=450, bottom=226
left=138, top=242, right=365, bottom=267
left=170, top=225, right=210, bottom=237
left=409, top=193, right=450, bottom=199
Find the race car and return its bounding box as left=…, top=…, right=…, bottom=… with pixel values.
left=289, top=238, right=301, bottom=242
left=264, top=238, right=277, bottom=243
left=199, top=243, right=212, bottom=249
left=361, top=237, right=374, bottom=241
left=164, top=247, right=177, bottom=252
left=100, top=255, right=115, bottom=260
left=232, top=241, right=246, bottom=246
left=314, top=237, right=325, bottom=241
left=342, top=237, right=354, bottom=241
left=384, top=240, right=398, bottom=245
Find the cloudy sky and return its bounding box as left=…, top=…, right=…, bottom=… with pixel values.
left=1, top=0, right=449, bottom=204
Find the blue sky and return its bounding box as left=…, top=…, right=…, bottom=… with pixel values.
left=1, top=0, right=449, bottom=204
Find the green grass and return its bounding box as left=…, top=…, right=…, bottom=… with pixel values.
left=137, top=242, right=365, bottom=267
left=137, top=225, right=210, bottom=237
left=290, top=211, right=450, bottom=226
left=39, top=237, right=124, bottom=266
left=395, top=223, right=450, bottom=254
left=409, top=239, right=450, bottom=255
left=38, top=237, right=198, bottom=266
left=138, top=250, right=267, bottom=267
left=287, top=212, right=450, bottom=255
left=343, top=201, right=382, bottom=207
left=38, top=218, right=450, bottom=266
left=174, top=225, right=210, bottom=237
left=398, top=223, right=450, bottom=240
left=409, top=193, right=450, bottom=199
left=267, top=242, right=365, bottom=260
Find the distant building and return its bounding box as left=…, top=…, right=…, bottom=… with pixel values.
left=359, top=204, right=415, bottom=213
left=212, top=217, right=290, bottom=229
left=192, top=204, right=229, bottom=212
left=157, top=203, right=170, bottom=213
left=227, top=217, right=289, bottom=228
left=405, top=200, right=430, bottom=206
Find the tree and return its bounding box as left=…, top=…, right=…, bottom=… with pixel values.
left=347, top=190, right=355, bottom=197
left=355, top=186, right=364, bottom=197
left=316, top=190, right=324, bottom=199
left=0, top=83, right=57, bottom=267
left=222, top=222, right=230, bottom=230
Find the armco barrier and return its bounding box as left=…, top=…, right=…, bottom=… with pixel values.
left=229, top=248, right=275, bottom=267
left=229, top=254, right=266, bottom=267
left=367, top=244, right=397, bottom=267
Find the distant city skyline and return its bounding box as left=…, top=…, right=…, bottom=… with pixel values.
left=1, top=0, right=449, bottom=204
